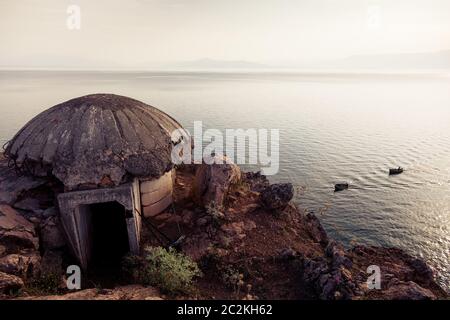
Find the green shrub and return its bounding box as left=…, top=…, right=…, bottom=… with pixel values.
left=126, top=246, right=202, bottom=295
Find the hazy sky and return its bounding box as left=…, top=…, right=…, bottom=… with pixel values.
left=1, top=0, right=450, bottom=69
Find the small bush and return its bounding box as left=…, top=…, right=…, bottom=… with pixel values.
left=125, top=247, right=202, bottom=295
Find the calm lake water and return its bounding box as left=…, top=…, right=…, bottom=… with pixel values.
left=0, top=70, right=449, bottom=291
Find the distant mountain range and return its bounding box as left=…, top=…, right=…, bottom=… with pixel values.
left=2, top=51, right=449, bottom=71
left=165, top=52, right=450, bottom=71
left=327, top=50, right=450, bottom=70
left=166, top=58, right=268, bottom=70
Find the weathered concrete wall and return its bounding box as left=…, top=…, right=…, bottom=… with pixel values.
left=140, top=170, right=173, bottom=217
left=57, top=181, right=141, bottom=270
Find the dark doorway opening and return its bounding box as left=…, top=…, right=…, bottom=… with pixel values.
left=88, top=201, right=130, bottom=285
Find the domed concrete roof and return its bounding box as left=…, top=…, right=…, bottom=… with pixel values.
left=5, top=94, right=185, bottom=189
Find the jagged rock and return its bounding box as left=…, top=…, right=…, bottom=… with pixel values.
left=40, top=216, right=66, bottom=250
left=381, top=281, right=436, bottom=300
left=0, top=157, right=47, bottom=205
left=0, top=204, right=39, bottom=251
left=260, top=183, right=294, bottom=211
left=303, top=256, right=337, bottom=299
left=325, top=241, right=352, bottom=269
left=192, top=155, right=241, bottom=208
left=408, top=258, right=434, bottom=286
left=304, top=213, right=329, bottom=246
left=13, top=198, right=42, bottom=214
left=317, top=266, right=359, bottom=300
left=302, top=246, right=360, bottom=300
left=0, top=253, right=41, bottom=278
left=302, top=257, right=330, bottom=284
left=319, top=274, right=336, bottom=299
left=347, top=245, right=444, bottom=297
left=243, top=171, right=270, bottom=192
left=0, top=271, right=24, bottom=294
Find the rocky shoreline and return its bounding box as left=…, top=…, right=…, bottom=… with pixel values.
left=0, top=153, right=448, bottom=300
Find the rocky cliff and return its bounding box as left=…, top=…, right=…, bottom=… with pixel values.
left=0, top=154, right=447, bottom=300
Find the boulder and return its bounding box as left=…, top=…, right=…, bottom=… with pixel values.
left=243, top=171, right=270, bottom=192
left=0, top=204, right=39, bottom=251
left=0, top=158, right=46, bottom=205
left=0, top=253, right=41, bottom=278
left=0, top=271, right=24, bottom=294
left=192, top=155, right=241, bottom=208
left=302, top=257, right=330, bottom=285
left=260, top=183, right=294, bottom=211
left=303, top=257, right=360, bottom=300
left=302, top=243, right=360, bottom=300
left=325, top=241, right=352, bottom=269
left=381, top=281, right=436, bottom=300
left=408, top=258, right=434, bottom=286
left=348, top=245, right=442, bottom=295
left=304, top=213, right=329, bottom=246
left=13, top=198, right=42, bottom=215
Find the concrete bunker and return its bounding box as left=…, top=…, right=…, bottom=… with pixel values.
left=3, top=94, right=188, bottom=271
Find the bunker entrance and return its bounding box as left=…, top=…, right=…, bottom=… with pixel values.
left=58, top=182, right=142, bottom=274
left=89, top=202, right=130, bottom=270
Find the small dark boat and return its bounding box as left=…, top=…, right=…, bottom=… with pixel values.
left=389, top=167, right=404, bottom=175
left=334, top=183, right=349, bottom=192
